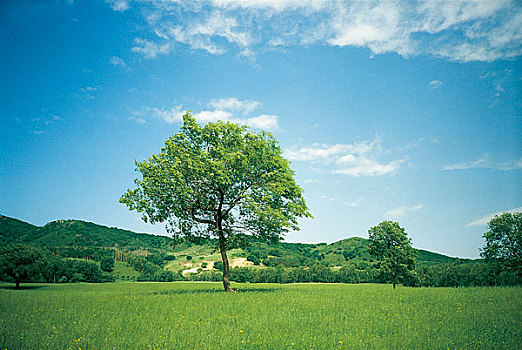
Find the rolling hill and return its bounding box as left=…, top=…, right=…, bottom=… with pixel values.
left=0, top=215, right=467, bottom=270
left=0, top=215, right=171, bottom=250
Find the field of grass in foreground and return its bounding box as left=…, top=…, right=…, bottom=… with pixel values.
left=1, top=282, right=521, bottom=349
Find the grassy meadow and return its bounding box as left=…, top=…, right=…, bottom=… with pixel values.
left=1, top=282, right=521, bottom=349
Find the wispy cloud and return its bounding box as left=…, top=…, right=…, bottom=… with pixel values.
left=109, top=56, right=127, bottom=68
left=112, top=0, right=521, bottom=62
left=149, top=105, right=187, bottom=124
left=208, top=97, right=260, bottom=115
left=285, top=137, right=405, bottom=177
left=129, top=116, right=146, bottom=124
left=107, top=0, right=129, bottom=12
left=320, top=194, right=340, bottom=202
left=429, top=80, right=443, bottom=89
left=466, top=207, right=522, bottom=227
left=31, top=114, right=63, bottom=134
left=344, top=198, right=363, bottom=207
left=131, top=38, right=171, bottom=59
left=385, top=204, right=423, bottom=219
left=244, top=114, right=278, bottom=130
left=443, top=154, right=522, bottom=171
left=139, top=97, right=278, bottom=130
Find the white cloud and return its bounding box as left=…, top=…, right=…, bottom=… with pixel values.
left=193, top=110, right=232, bottom=123
left=110, top=56, right=127, bottom=68
left=131, top=38, right=171, bottom=59
left=150, top=105, right=187, bottom=123
left=113, top=0, right=522, bottom=62
left=328, top=1, right=413, bottom=56
left=245, top=114, right=278, bottom=130
left=444, top=155, right=522, bottom=171
left=211, top=0, right=328, bottom=12
left=208, top=97, right=260, bottom=115
left=385, top=204, right=423, bottom=219
left=156, top=11, right=251, bottom=55
left=107, top=0, right=129, bottom=12
left=142, top=97, right=278, bottom=130
left=333, top=158, right=405, bottom=177
left=466, top=207, right=522, bottom=227
left=285, top=137, right=405, bottom=177
left=429, top=80, right=443, bottom=89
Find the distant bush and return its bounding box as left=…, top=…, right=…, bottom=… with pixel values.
left=247, top=250, right=267, bottom=265
left=214, top=261, right=223, bottom=271
left=100, top=256, right=115, bottom=272
left=268, top=248, right=282, bottom=257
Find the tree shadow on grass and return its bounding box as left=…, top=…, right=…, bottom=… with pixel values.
left=0, top=285, right=47, bottom=290
left=151, top=287, right=278, bottom=296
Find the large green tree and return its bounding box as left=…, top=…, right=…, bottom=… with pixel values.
left=368, top=221, right=416, bottom=288
left=481, top=212, right=521, bottom=277
left=120, top=113, right=311, bottom=291
left=0, top=244, right=46, bottom=289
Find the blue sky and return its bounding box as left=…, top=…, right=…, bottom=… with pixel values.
left=1, top=0, right=521, bottom=258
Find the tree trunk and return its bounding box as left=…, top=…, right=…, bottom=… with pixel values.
left=393, top=281, right=396, bottom=289
left=218, top=234, right=232, bottom=291
left=217, top=222, right=232, bottom=292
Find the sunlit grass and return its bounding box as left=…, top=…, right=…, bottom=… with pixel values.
left=1, top=282, right=520, bottom=349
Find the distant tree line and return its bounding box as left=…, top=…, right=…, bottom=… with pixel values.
left=125, top=254, right=184, bottom=282
left=0, top=244, right=114, bottom=288
left=2, top=213, right=520, bottom=288
left=184, top=260, right=521, bottom=286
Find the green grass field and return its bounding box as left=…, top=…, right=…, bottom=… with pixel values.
left=1, top=282, right=520, bottom=349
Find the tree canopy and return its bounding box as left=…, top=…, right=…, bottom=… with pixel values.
left=0, top=244, right=46, bottom=289
left=120, top=113, right=311, bottom=290
left=368, top=221, right=416, bottom=288
left=481, top=212, right=521, bottom=276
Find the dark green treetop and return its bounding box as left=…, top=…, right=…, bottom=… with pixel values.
left=0, top=244, right=46, bottom=289
left=368, top=221, right=416, bottom=288
left=481, top=212, right=521, bottom=276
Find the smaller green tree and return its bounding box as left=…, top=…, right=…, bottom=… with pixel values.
left=481, top=212, right=521, bottom=277
left=100, top=256, right=115, bottom=272
left=0, top=244, right=46, bottom=289
left=368, top=221, right=416, bottom=289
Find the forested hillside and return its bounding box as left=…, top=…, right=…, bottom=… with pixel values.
left=6, top=215, right=515, bottom=288
left=0, top=215, right=171, bottom=250
left=0, top=215, right=461, bottom=266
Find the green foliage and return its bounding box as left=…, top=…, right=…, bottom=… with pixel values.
left=268, top=248, right=282, bottom=257
left=120, top=112, right=311, bottom=242
left=0, top=216, right=38, bottom=245
left=0, top=215, right=171, bottom=250
left=368, top=221, right=416, bottom=288
left=126, top=255, right=183, bottom=282
left=146, top=252, right=166, bottom=266
left=0, top=244, right=114, bottom=285
left=0, top=244, right=46, bottom=288
left=1, top=283, right=521, bottom=349
left=481, top=212, right=522, bottom=276
left=100, top=256, right=115, bottom=272
left=120, top=113, right=311, bottom=290
left=246, top=249, right=267, bottom=265
left=213, top=261, right=223, bottom=271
